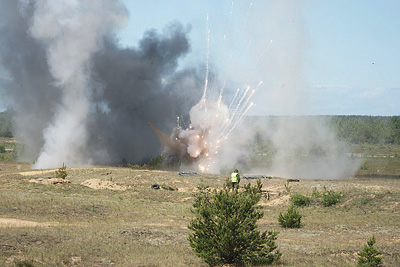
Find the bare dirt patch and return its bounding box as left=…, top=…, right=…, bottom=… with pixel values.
left=260, top=194, right=290, bottom=206
left=81, top=178, right=131, bottom=191
left=19, top=169, right=57, bottom=176
left=29, top=178, right=71, bottom=185
left=0, top=218, right=59, bottom=228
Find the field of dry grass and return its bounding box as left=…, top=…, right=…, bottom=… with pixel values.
left=0, top=141, right=399, bottom=266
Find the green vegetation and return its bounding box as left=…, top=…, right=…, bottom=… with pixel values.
left=0, top=138, right=18, bottom=161
left=290, top=193, right=311, bottom=207
left=0, top=165, right=399, bottom=266
left=0, top=109, right=13, bottom=138
left=284, top=180, right=292, bottom=193
left=321, top=189, right=341, bottom=207
left=0, top=113, right=399, bottom=265
left=357, top=235, right=382, bottom=267
left=128, top=163, right=151, bottom=170
left=188, top=180, right=281, bottom=266
left=149, top=154, right=164, bottom=169
left=311, top=187, right=342, bottom=207
left=128, top=155, right=166, bottom=170
left=331, top=116, right=400, bottom=145
left=55, top=162, right=68, bottom=179
left=278, top=205, right=302, bottom=228
left=246, top=116, right=400, bottom=176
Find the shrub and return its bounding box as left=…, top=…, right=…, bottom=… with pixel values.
left=357, top=235, right=382, bottom=267
left=290, top=193, right=311, bottom=207
left=150, top=154, right=164, bottom=169
left=322, top=189, right=341, bottom=207
left=128, top=163, right=141, bottom=169
left=0, top=144, right=5, bottom=153
left=360, top=162, right=369, bottom=170
left=312, top=187, right=320, bottom=198
left=15, top=260, right=35, bottom=267
left=55, top=162, right=68, bottom=179
left=311, top=187, right=342, bottom=207
left=278, top=205, right=302, bottom=228
left=284, top=180, right=291, bottom=193
left=128, top=163, right=152, bottom=170
left=188, top=180, right=281, bottom=266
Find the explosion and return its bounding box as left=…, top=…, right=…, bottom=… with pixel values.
left=159, top=80, right=262, bottom=172
left=152, top=12, right=263, bottom=173
left=1, top=1, right=361, bottom=179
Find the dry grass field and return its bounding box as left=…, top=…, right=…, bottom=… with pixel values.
left=0, top=140, right=399, bottom=266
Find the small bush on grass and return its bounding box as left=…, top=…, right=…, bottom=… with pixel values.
left=128, top=163, right=152, bottom=170
left=128, top=163, right=141, bottom=169
left=357, top=235, right=382, bottom=267
left=290, top=193, right=311, bottom=207
left=16, top=260, right=35, bottom=267
left=188, top=180, right=281, bottom=266
left=150, top=154, right=164, bottom=169
left=311, top=186, right=342, bottom=207
left=127, top=155, right=164, bottom=170
left=321, top=189, right=341, bottom=207
left=284, top=180, right=291, bottom=193
left=278, top=205, right=302, bottom=228
left=55, top=162, right=68, bottom=179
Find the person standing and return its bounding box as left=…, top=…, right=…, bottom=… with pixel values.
left=231, top=169, right=240, bottom=189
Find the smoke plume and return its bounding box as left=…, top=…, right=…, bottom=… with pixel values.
left=0, top=0, right=360, bottom=179
left=159, top=0, right=360, bottom=179
left=206, top=0, right=360, bottom=179
left=0, top=0, right=202, bottom=168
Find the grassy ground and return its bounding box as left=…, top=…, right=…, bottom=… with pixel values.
left=0, top=139, right=399, bottom=266
left=0, top=137, right=17, bottom=161
left=352, top=144, right=400, bottom=177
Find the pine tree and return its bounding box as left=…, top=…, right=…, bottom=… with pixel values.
left=357, top=235, right=382, bottom=267
left=55, top=162, right=68, bottom=179
left=278, top=204, right=302, bottom=228
left=188, top=180, right=281, bottom=266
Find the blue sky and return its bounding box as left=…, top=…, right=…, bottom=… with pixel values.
left=117, top=0, right=400, bottom=116
left=1, top=1, right=398, bottom=116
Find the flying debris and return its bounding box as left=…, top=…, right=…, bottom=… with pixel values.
left=153, top=79, right=262, bottom=172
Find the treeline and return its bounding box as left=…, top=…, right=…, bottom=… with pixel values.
left=0, top=109, right=13, bottom=138
left=0, top=111, right=399, bottom=145
left=330, top=116, right=400, bottom=144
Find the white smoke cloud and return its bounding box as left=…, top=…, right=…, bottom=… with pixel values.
left=23, top=0, right=128, bottom=168
left=173, top=0, right=360, bottom=179
left=231, top=0, right=360, bottom=179
left=2, top=0, right=361, bottom=179
left=1, top=1, right=198, bottom=167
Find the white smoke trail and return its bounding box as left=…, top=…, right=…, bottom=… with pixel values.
left=25, top=0, right=128, bottom=168
left=201, top=14, right=211, bottom=103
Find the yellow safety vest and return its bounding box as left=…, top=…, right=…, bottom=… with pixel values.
left=231, top=172, right=238, bottom=183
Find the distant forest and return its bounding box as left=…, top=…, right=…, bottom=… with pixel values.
left=0, top=109, right=13, bottom=138
left=0, top=109, right=399, bottom=145
left=330, top=115, right=400, bottom=145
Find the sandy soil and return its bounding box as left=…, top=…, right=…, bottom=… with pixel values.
left=19, top=169, right=57, bottom=176
left=29, top=178, right=71, bottom=185
left=0, top=218, right=59, bottom=228
left=81, top=178, right=131, bottom=191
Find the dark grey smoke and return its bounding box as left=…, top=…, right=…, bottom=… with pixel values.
left=89, top=27, right=203, bottom=164
left=0, top=0, right=203, bottom=166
